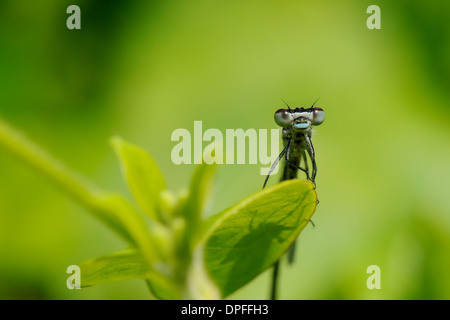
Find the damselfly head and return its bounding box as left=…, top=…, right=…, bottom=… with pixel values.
left=275, top=105, right=325, bottom=128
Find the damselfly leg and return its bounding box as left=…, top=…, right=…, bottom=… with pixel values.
left=262, top=143, right=288, bottom=189
left=263, top=135, right=317, bottom=189
left=304, top=134, right=317, bottom=186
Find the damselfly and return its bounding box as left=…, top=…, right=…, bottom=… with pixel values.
left=263, top=100, right=325, bottom=299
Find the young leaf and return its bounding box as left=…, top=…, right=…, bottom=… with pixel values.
left=182, top=163, right=217, bottom=245
left=203, top=179, right=317, bottom=297
left=95, top=193, right=159, bottom=264
left=110, top=136, right=167, bottom=223
left=187, top=163, right=216, bottom=216
left=80, top=249, right=153, bottom=287
left=80, top=249, right=180, bottom=299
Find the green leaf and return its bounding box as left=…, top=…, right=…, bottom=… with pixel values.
left=187, top=163, right=217, bottom=216
left=94, top=194, right=159, bottom=264
left=80, top=249, right=152, bottom=287
left=203, top=179, right=317, bottom=297
left=80, top=249, right=180, bottom=299
left=110, top=136, right=167, bottom=223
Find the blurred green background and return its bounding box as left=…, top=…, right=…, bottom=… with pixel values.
left=1, top=0, right=449, bottom=299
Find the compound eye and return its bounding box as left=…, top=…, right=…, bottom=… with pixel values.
left=274, top=109, right=293, bottom=127
left=311, top=107, right=325, bottom=125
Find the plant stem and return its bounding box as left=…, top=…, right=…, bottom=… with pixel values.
left=0, top=118, right=102, bottom=207
left=270, top=260, right=280, bottom=300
